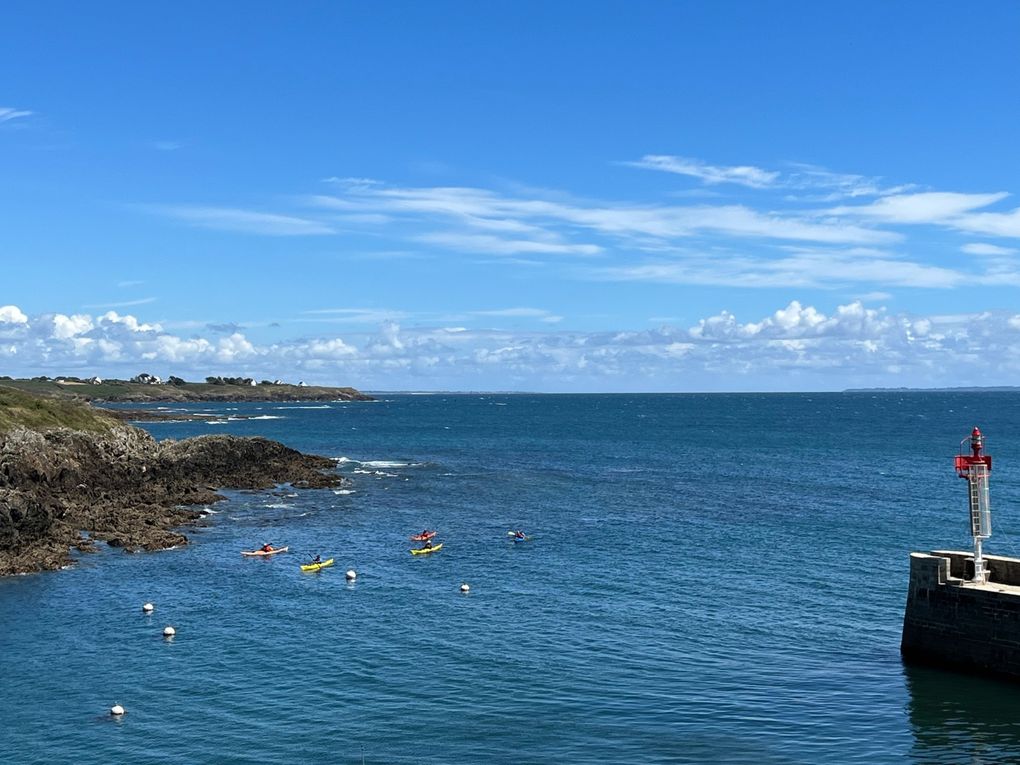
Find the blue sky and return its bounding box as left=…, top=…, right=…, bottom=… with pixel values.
left=2, top=2, right=1019, bottom=391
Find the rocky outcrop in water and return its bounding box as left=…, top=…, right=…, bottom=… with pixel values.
left=0, top=425, right=345, bottom=575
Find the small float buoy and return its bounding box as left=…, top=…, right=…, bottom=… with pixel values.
left=460, top=583, right=470, bottom=593
left=110, top=704, right=125, bottom=716
left=142, top=603, right=154, bottom=613
left=163, top=626, right=176, bottom=638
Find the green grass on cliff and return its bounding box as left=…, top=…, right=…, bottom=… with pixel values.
left=0, top=378, right=366, bottom=402
left=0, top=385, right=120, bottom=434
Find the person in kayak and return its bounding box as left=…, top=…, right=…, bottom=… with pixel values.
left=514, top=530, right=526, bottom=540
left=261, top=543, right=275, bottom=553
left=423, top=540, right=433, bottom=550
left=311, top=554, right=322, bottom=564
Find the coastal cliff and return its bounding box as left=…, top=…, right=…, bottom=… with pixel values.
left=0, top=386, right=345, bottom=575
left=0, top=377, right=373, bottom=403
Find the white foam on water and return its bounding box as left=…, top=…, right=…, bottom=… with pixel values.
left=334, top=457, right=355, bottom=464
left=374, top=471, right=398, bottom=477
left=206, top=420, right=229, bottom=425
left=249, top=415, right=283, bottom=420
left=274, top=404, right=330, bottom=410
left=361, top=460, right=420, bottom=468
left=333, top=489, right=356, bottom=495
left=265, top=503, right=293, bottom=509
left=352, top=469, right=373, bottom=474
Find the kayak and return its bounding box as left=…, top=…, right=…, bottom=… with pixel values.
left=300, top=558, right=334, bottom=572
left=507, top=532, right=532, bottom=543
left=410, top=530, right=437, bottom=541
left=241, top=546, right=289, bottom=557
left=410, top=543, right=443, bottom=555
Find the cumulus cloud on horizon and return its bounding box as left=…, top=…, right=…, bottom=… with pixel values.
left=3, top=302, right=1020, bottom=392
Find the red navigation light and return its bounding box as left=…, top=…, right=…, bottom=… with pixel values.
left=956, top=426, right=992, bottom=478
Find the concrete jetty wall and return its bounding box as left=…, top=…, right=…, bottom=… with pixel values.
left=901, top=550, right=1020, bottom=679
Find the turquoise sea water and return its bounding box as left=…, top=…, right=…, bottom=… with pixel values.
left=5, top=393, right=1020, bottom=763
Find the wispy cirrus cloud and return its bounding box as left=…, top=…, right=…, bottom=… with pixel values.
left=627, top=155, right=914, bottom=199
left=470, top=307, right=564, bottom=323
left=418, top=232, right=602, bottom=256
left=0, top=107, right=33, bottom=124
left=146, top=156, right=1020, bottom=292
left=590, top=249, right=970, bottom=290
left=962, top=242, right=1017, bottom=256
left=828, top=191, right=1009, bottom=223
left=625, top=155, right=781, bottom=189
left=300, top=307, right=410, bottom=324
left=310, top=183, right=896, bottom=247
left=147, top=205, right=335, bottom=236
left=83, top=297, right=158, bottom=310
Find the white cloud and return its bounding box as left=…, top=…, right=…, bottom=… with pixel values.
left=829, top=191, right=1009, bottom=223
left=84, top=297, right=157, bottom=309
left=0, top=107, right=32, bottom=124
left=593, top=248, right=967, bottom=289
left=149, top=205, right=335, bottom=236
left=0, top=305, right=28, bottom=324
left=471, top=308, right=564, bottom=323
left=626, top=155, right=781, bottom=189
left=630, top=157, right=912, bottom=200
left=953, top=207, right=1020, bottom=238
left=300, top=308, right=409, bottom=324
left=311, top=183, right=897, bottom=247
left=51, top=314, right=94, bottom=340
left=962, top=243, right=1017, bottom=256
left=6, top=301, right=1020, bottom=391
left=419, top=232, right=602, bottom=256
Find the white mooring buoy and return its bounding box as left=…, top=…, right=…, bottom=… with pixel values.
left=110, top=704, right=125, bottom=716
left=346, top=569, right=357, bottom=581
left=163, top=626, right=176, bottom=638
left=142, top=603, right=154, bottom=613
left=460, top=583, right=470, bottom=593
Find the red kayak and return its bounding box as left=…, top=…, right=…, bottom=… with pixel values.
left=410, top=530, right=437, bottom=542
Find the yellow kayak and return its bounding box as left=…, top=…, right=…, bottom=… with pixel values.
left=410, top=543, right=443, bottom=555
left=300, top=558, right=335, bottom=572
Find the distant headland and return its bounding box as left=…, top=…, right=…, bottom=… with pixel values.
left=844, top=386, right=1020, bottom=393
left=0, top=373, right=373, bottom=403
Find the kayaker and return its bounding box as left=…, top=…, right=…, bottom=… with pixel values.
left=312, top=554, right=322, bottom=564
left=423, top=540, right=433, bottom=550
left=261, top=542, right=274, bottom=553
left=514, top=530, right=526, bottom=540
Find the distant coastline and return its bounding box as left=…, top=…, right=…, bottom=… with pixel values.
left=0, top=375, right=373, bottom=403
left=843, top=386, right=1020, bottom=393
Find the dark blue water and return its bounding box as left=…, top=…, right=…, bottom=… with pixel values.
left=5, top=393, right=1020, bottom=764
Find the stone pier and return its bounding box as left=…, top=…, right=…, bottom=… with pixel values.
left=901, top=550, right=1020, bottom=679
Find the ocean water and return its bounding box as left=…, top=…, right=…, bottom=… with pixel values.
left=4, top=393, right=1020, bottom=764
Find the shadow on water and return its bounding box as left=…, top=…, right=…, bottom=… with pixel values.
left=905, top=663, right=1020, bottom=764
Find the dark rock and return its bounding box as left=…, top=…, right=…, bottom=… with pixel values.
left=0, top=424, right=347, bottom=575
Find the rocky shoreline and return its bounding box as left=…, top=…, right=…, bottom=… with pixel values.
left=0, top=423, right=346, bottom=576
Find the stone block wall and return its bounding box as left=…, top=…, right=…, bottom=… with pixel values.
left=901, top=551, right=1020, bottom=679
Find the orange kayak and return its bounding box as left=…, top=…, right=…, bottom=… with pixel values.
left=240, top=546, right=289, bottom=557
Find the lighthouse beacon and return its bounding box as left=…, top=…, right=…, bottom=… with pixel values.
left=954, top=426, right=993, bottom=583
